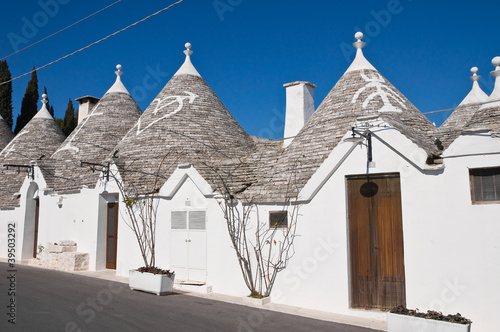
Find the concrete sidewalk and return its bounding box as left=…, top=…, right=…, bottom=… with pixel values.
left=69, top=265, right=387, bottom=331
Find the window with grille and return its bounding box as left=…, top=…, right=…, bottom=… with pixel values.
left=269, top=211, right=288, bottom=228
left=469, top=167, right=500, bottom=204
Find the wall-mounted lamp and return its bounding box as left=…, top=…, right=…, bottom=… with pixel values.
left=80, top=161, right=110, bottom=181
left=3, top=163, right=36, bottom=180
left=57, top=196, right=64, bottom=208
left=344, top=127, right=373, bottom=162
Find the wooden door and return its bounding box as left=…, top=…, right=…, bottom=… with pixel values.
left=33, top=198, right=40, bottom=258
left=106, top=202, right=119, bottom=269
left=347, top=173, right=406, bottom=310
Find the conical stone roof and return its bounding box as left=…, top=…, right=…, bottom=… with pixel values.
left=45, top=65, right=142, bottom=194
left=0, top=114, right=13, bottom=151
left=248, top=33, right=439, bottom=202
left=464, top=57, right=500, bottom=135
left=0, top=95, right=65, bottom=209
left=115, top=43, right=255, bottom=194
left=439, top=67, right=489, bottom=149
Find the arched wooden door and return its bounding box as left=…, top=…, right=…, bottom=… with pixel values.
left=347, top=173, right=406, bottom=310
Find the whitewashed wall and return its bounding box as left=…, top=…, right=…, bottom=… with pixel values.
left=0, top=127, right=498, bottom=331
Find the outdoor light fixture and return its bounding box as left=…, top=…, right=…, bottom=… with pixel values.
left=80, top=161, right=110, bottom=181
left=3, top=163, right=36, bottom=180
left=343, top=127, right=373, bottom=162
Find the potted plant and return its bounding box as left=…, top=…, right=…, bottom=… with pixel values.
left=387, top=306, right=472, bottom=332
left=129, top=266, right=175, bottom=296
left=113, top=155, right=176, bottom=295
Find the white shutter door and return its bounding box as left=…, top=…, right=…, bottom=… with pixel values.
left=187, top=211, right=207, bottom=282
left=171, top=211, right=188, bottom=281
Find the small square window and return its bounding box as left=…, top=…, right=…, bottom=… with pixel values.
left=269, top=211, right=288, bottom=228
left=469, top=167, right=500, bottom=204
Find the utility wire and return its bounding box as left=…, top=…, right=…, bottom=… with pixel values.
left=0, top=0, right=187, bottom=86
left=421, top=98, right=500, bottom=115
left=1, top=0, right=124, bottom=61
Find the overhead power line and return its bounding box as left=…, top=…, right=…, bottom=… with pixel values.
left=421, top=98, right=500, bottom=115
left=1, top=0, right=125, bottom=61
left=0, top=0, right=187, bottom=86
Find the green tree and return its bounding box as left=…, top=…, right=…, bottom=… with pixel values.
left=0, top=60, right=14, bottom=130
left=55, top=118, right=64, bottom=130
left=44, top=86, right=55, bottom=117
left=14, top=66, right=39, bottom=134
left=62, top=98, right=77, bottom=136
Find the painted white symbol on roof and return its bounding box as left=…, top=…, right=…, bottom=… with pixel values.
left=351, top=72, right=406, bottom=113
left=0, top=130, right=29, bottom=159
left=135, top=91, right=198, bottom=135
left=54, top=104, right=103, bottom=154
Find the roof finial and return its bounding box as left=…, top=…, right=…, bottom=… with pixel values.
left=477, top=56, right=500, bottom=110
left=33, top=93, right=53, bottom=119
left=458, top=66, right=488, bottom=106
left=115, top=64, right=123, bottom=77
left=470, top=67, right=480, bottom=82
left=184, top=42, right=193, bottom=56
left=174, top=42, right=201, bottom=77
left=353, top=32, right=366, bottom=50
left=105, top=64, right=130, bottom=95
left=491, top=56, right=500, bottom=77
left=344, top=32, right=376, bottom=73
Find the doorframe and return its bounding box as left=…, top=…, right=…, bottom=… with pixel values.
left=105, top=202, right=119, bottom=269
left=33, top=197, right=40, bottom=258
left=346, top=172, right=406, bottom=310
left=170, top=209, right=208, bottom=283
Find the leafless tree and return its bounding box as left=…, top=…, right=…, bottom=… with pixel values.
left=110, top=153, right=172, bottom=269
left=205, top=156, right=302, bottom=298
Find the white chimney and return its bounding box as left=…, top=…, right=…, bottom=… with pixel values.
left=283, top=81, right=316, bottom=147
left=75, top=96, right=100, bottom=124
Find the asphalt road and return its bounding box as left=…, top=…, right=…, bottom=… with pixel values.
left=0, top=262, right=377, bottom=332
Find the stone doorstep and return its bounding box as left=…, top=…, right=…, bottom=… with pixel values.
left=174, top=281, right=212, bottom=294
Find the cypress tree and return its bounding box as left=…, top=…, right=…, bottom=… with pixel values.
left=55, top=118, right=64, bottom=131
left=62, top=98, right=77, bottom=136
left=44, top=86, right=55, bottom=117
left=0, top=60, right=14, bottom=130
left=14, top=66, right=39, bottom=134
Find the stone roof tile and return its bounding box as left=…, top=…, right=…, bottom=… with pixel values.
left=0, top=100, right=65, bottom=209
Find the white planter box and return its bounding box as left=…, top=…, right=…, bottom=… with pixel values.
left=387, top=313, right=471, bottom=332
left=243, top=296, right=271, bottom=306
left=129, top=269, right=175, bottom=296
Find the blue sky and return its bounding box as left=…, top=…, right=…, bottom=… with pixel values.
left=1, top=0, right=499, bottom=138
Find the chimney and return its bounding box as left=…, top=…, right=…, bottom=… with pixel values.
left=75, top=96, right=100, bottom=124
left=283, top=81, right=316, bottom=147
